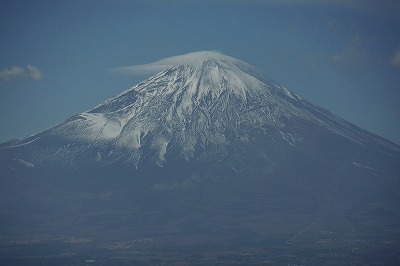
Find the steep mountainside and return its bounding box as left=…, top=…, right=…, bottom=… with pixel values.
left=1, top=51, right=399, bottom=265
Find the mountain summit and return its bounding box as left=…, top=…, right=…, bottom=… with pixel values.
left=2, top=51, right=397, bottom=168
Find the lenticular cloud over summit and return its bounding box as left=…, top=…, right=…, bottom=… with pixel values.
left=110, top=51, right=244, bottom=75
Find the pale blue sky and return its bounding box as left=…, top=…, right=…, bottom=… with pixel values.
left=1, top=0, right=399, bottom=144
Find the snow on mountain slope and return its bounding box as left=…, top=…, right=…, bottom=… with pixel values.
left=2, top=51, right=397, bottom=167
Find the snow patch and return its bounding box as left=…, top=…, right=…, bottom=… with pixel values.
left=56, top=113, right=123, bottom=142
left=281, top=85, right=301, bottom=100
left=155, top=138, right=169, bottom=164
left=14, top=158, right=34, bottom=168
left=352, top=161, right=376, bottom=171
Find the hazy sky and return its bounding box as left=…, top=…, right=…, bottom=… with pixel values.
left=1, top=0, right=399, bottom=144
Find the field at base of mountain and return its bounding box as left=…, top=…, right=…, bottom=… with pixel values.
left=1, top=163, right=399, bottom=265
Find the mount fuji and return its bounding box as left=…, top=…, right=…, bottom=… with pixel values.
left=1, top=51, right=397, bottom=168
left=1, top=51, right=400, bottom=265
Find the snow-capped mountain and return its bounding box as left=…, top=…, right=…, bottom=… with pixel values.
left=1, top=51, right=397, bottom=168
left=1, top=52, right=400, bottom=264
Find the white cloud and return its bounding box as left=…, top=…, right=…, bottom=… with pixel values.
left=0, top=66, right=25, bottom=81
left=109, top=51, right=240, bottom=75
left=26, top=65, right=43, bottom=80
left=390, top=49, right=400, bottom=67
left=332, top=33, right=367, bottom=64
left=0, top=65, right=43, bottom=82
